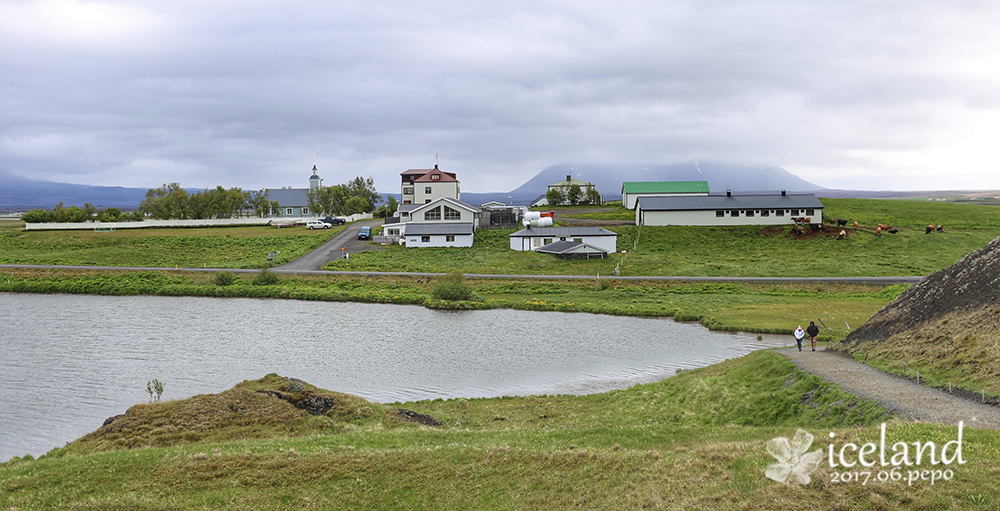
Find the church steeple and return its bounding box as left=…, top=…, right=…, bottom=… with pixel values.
left=309, top=164, right=322, bottom=192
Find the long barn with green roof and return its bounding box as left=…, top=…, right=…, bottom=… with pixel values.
left=620, top=181, right=710, bottom=209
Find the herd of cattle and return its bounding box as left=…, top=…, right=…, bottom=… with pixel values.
left=822, top=218, right=944, bottom=238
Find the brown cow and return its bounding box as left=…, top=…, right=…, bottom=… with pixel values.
left=853, top=221, right=858, bottom=230
left=837, top=230, right=847, bottom=240
left=876, top=226, right=882, bottom=236
left=877, top=224, right=892, bottom=231
left=926, top=224, right=934, bottom=234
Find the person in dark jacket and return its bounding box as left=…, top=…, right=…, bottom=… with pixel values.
left=806, top=321, right=820, bottom=351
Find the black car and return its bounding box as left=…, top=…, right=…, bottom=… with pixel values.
left=321, top=216, right=346, bottom=225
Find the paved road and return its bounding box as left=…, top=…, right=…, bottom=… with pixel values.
left=779, top=347, right=1000, bottom=430
left=274, top=219, right=385, bottom=271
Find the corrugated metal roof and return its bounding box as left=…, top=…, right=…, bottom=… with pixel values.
left=622, top=181, right=710, bottom=194
left=636, top=193, right=823, bottom=211
left=535, top=241, right=608, bottom=255
left=509, top=226, right=617, bottom=237
left=404, top=222, right=475, bottom=235
left=265, top=188, right=308, bottom=207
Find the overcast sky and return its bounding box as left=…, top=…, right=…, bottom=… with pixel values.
left=2, top=0, right=999, bottom=193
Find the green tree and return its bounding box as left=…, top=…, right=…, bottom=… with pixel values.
left=140, top=183, right=188, bottom=219
left=585, top=187, right=602, bottom=205
left=99, top=207, right=122, bottom=222
left=346, top=176, right=380, bottom=213
left=546, top=188, right=564, bottom=206
left=567, top=184, right=582, bottom=205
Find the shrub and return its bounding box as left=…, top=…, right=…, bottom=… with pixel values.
left=213, top=271, right=237, bottom=286
left=432, top=272, right=474, bottom=301
left=253, top=266, right=280, bottom=286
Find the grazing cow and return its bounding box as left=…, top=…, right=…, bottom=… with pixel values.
left=791, top=217, right=806, bottom=224
left=837, top=219, right=848, bottom=227
left=853, top=221, right=859, bottom=230
left=888, top=228, right=898, bottom=234
left=926, top=224, right=934, bottom=234
left=878, top=224, right=892, bottom=231
left=937, top=224, right=944, bottom=232
left=876, top=226, right=882, bottom=236
left=837, top=230, right=847, bottom=240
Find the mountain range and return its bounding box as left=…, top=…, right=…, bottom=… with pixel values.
left=0, top=163, right=981, bottom=211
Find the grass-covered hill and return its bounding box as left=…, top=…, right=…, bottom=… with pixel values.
left=842, top=235, right=1000, bottom=395
left=9, top=351, right=1000, bottom=510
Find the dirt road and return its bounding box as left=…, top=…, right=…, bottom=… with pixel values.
left=778, top=347, right=1000, bottom=430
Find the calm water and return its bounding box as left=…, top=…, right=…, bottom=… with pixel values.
left=0, top=293, right=790, bottom=461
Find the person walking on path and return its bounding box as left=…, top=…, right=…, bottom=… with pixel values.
left=806, top=321, right=820, bottom=351
left=794, top=325, right=805, bottom=351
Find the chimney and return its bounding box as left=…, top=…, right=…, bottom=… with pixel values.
left=781, top=189, right=786, bottom=196
left=434, top=164, right=439, bottom=170
left=726, top=189, right=731, bottom=197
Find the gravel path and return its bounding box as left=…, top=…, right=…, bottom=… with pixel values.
left=778, top=346, right=1000, bottom=430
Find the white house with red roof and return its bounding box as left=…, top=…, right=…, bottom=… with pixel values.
left=400, top=164, right=461, bottom=205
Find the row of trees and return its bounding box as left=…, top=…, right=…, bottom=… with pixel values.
left=546, top=184, right=602, bottom=206
left=306, top=176, right=383, bottom=216
left=21, top=203, right=141, bottom=223
left=139, top=184, right=276, bottom=220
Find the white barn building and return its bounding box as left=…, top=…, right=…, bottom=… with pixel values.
left=509, top=226, right=618, bottom=253
left=635, top=191, right=824, bottom=226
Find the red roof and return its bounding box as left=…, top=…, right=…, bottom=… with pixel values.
left=414, top=168, right=458, bottom=183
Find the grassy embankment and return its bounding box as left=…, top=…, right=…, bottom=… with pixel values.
left=5, top=350, right=998, bottom=510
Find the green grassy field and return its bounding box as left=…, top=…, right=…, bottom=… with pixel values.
left=2, top=351, right=994, bottom=510
left=0, top=224, right=339, bottom=268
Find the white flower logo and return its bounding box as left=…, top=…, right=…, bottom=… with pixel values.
left=765, top=429, right=824, bottom=485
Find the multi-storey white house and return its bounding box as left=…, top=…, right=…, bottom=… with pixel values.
left=400, top=165, right=461, bottom=205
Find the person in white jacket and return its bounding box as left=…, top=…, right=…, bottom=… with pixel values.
left=794, top=325, right=806, bottom=351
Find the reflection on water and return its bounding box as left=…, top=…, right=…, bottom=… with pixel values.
left=0, top=293, right=790, bottom=461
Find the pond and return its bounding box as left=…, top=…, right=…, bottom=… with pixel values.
left=0, top=293, right=790, bottom=461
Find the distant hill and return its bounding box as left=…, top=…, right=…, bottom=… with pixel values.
left=0, top=171, right=147, bottom=209
left=460, top=162, right=825, bottom=205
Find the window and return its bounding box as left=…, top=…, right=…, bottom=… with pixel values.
left=403, top=187, right=414, bottom=195
left=775, top=209, right=784, bottom=217
left=286, top=208, right=293, bottom=215
left=745, top=210, right=754, bottom=217
left=425, top=199, right=430, bottom=204
left=791, top=209, right=799, bottom=216
left=444, top=206, right=461, bottom=220
left=425, top=186, right=432, bottom=194
left=560, top=237, right=567, bottom=241
left=573, top=238, right=582, bottom=242
left=544, top=238, right=553, bottom=244
left=302, top=207, right=308, bottom=215
left=446, top=235, right=455, bottom=242
left=421, top=236, right=430, bottom=243
left=761, top=210, right=769, bottom=217
left=730, top=210, right=739, bottom=217
left=270, top=208, right=277, bottom=215
left=716, top=210, right=724, bottom=217
left=424, top=206, right=441, bottom=221
left=806, top=209, right=815, bottom=216
left=533, top=238, right=542, bottom=247
left=431, top=174, right=440, bottom=180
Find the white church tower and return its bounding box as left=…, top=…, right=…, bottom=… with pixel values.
left=309, top=165, right=322, bottom=192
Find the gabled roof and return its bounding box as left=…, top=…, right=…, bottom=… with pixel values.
left=264, top=188, right=308, bottom=207
left=535, top=241, right=608, bottom=255
left=622, top=181, right=709, bottom=194
left=413, top=168, right=458, bottom=183
left=636, top=193, right=823, bottom=212
left=509, top=226, right=617, bottom=238
left=404, top=222, right=475, bottom=235
left=548, top=177, right=592, bottom=187
left=410, top=196, right=480, bottom=214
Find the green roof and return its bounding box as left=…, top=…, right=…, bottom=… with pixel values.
left=621, top=181, right=710, bottom=194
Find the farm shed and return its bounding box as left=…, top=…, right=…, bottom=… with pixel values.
left=635, top=191, right=824, bottom=226
left=621, top=181, right=710, bottom=210
left=509, top=226, right=618, bottom=253
left=535, top=241, right=608, bottom=259
left=403, top=222, right=475, bottom=248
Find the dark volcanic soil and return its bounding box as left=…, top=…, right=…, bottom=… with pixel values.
left=844, top=235, right=1000, bottom=343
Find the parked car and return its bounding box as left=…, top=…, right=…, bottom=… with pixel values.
left=306, top=220, right=331, bottom=230
left=358, top=226, right=372, bottom=240
left=321, top=216, right=346, bottom=225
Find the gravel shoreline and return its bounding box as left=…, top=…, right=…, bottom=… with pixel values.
left=777, top=347, right=1000, bottom=430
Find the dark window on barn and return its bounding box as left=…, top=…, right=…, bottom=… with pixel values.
left=791, top=209, right=799, bottom=216
left=421, top=236, right=430, bottom=243
left=761, top=210, right=769, bottom=217
left=716, top=210, right=724, bottom=217
left=806, top=209, right=814, bottom=216
left=730, top=210, right=739, bottom=217
left=446, top=235, right=455, bottom=242
left=745, top=210, right=754, bottom=217
left=775, top=210, right=784, bottom=216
